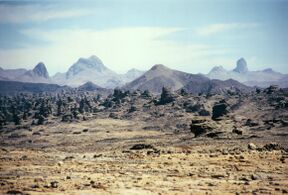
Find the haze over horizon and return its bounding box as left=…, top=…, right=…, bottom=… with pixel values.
left=0, top=0, right=287, bottom=75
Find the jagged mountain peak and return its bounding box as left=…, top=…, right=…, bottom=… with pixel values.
left=66, top=55, right=109, bottom=79
left=233, top=58, right=248, bottom=73
left=76, top=55, right=106, bottom=69
left=209, top=65, right=226, bottom=74
left=33, top=62, right=49, bottom=79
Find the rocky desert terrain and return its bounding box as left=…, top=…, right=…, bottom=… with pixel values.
left=0, top=86, right=287, bottom=195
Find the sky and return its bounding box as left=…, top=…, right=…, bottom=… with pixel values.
left=0, top=0, right=287, bottom=75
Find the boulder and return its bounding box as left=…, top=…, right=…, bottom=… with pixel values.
left=212, top=101, right=229, bottom=120
left=259, top=143, right=284, bottom=151
left=158, top=87, right=177, bottom=105
left=248, top=143, right=257, bottom=150
left=62, top=114, right=73, bottom=122
left=190, top=118, right=217, bottom=137
left=265, top=85, right=279, bottom=94
left=130, top=144, right=155, bottom=150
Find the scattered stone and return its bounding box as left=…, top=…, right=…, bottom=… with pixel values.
left=158, top=87, right=177, bottom=105
left=130, top=144, right=155, bottom=150
left=280, top=156, right=286, bottom=163
left=258, top=143, right=284, bottom=151
left=232, top=128, right=243, bottom=135
left=6, top=190, right=23, bottom=195
left=57, top=161, right=64, bottom=166
left=50, top=181, right=58, bottom=188
left=251, top=174, right=261, bottom=180
left=211, top=174, right=225, bottom=179
left=141, top=90, right=152, bottom=98
left=190, top=118, right=217, bottom=137
left=93, top=154, right=103, bottom=158
left=206, top=132, right=223, bottom=138
left=82, top=129, right=89, bottom=132
left=212, top=100, right=229, bottom=120
left=265, top=85, right=279, bottom=94
left=31, top=184, right=39, bottom=188
left=128, top=105, right=137, bottom=113
left=109, top=113, right=119, bottom=119
left=91, top=182, right=105, bottom=189
left=62, top=114, right=72, bottom=122
left=245, top=119, right=259, bottom=127
left=198, top=109, right=210, bottom=116
left=248, top=143, right=257, bottom=150
left=64, top=156, right=74, bottom=161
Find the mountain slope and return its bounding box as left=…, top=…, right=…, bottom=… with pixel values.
left=123, top=64, right=210, bottom=93
left=0, top=68, right=28, bottom=80
left=0, top=80, right=70, bottom=95
left=181, top=79, right=252, bottom=95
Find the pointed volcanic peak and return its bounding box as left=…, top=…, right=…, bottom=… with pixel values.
left=123, top=64, right=209, bottom=94
left=233, top=58, right=248, bottom=73
left=66, top=55, right=109, bottom=79
left=32, top=62, right=49, bottom=79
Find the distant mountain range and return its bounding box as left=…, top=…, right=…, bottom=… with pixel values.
left=207, top=58, right=288, bottom=88
left=123, top=64, right=250, bottom=94
left=0, top=62, right=50, bottom=83
left=0, top=55, right=287, bottom=95
left=52, top=55, right=144, bottom=88
left=0, top=55, right=144, bottom=88
left=0, top=80, right=70, bottom=95
left=123, top=64, right=209, bottom=93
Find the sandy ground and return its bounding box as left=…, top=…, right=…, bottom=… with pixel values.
left=0, top=118, right=287, bottom=195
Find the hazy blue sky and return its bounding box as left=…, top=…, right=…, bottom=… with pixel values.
left=0, top=0, right=287, bottom=75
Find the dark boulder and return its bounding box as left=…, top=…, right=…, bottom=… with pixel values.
left=141, top=90, right=152, bottom=98
left=128, top=105, right=137, bottom=113
left=265, top=85, right=279, bottom=94
left=130, top=144, right=155, bottom=150
left=190, top=118, right=216, bottom=137
left=158, top=87, right=177, bottom=105
left=245, top=119, right=259, bottom=127
left=258, top=143, right=285, bottom=151
left=62, top=114, right=73, bottom=122
left=212, top=101, right=229, bottom=120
